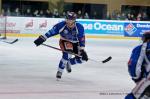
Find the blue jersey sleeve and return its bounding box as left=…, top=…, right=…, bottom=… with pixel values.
left=128, top=45, right=144, bottom=82
left=44, top=21, right=65, bottom=38
left=76, top=23, right=85, bottom=47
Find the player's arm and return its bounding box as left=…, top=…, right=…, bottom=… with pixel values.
left=77, top=23, right=85, bottom=49
left=77, top=23, right=88, bottom=61
left=34, top=22, right=63, bottom=46
left=128, top=45, right=145, bottom=83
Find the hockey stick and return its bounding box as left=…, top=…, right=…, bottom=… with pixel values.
left=41, top=43, right=112, bottom=63
left=0, top=38, right=18, bottom=44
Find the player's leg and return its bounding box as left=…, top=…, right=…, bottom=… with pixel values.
left=56, top=52, right=71, bottom=79
left=131, top=74, right=150, bottom=99
left=139, top=85, right=150, bottom=99
left=69, top=56, right=83, bottom=65
left=66, top=61, right=72, bottom=73
left=125, top=93, right=136, bottom=99
left=125, top=85, right=150, bottom=99
left=57, top=38, right=73, bottom=78
left=59, top=39, right=74, bottom=73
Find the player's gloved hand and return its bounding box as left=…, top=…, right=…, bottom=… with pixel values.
left=80, top=50, right=88, bottom=61
left=34, top=35, right=46, bottom=46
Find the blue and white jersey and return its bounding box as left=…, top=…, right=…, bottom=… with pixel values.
left=128, top=42, right=150, bottom=82
left=44, top=21, right=85, bottom=47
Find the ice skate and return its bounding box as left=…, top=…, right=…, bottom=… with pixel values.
left=66, top=63, right=71, bottom=73
left=56, top=71, right=62, bottom=80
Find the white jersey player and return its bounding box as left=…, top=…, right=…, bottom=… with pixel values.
left=125, top=31, right=150, bottom=99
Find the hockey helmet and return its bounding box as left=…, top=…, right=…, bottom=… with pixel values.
left=142, top=31, right=150, bottom=42
left=66, top=12, right=77, bottom=20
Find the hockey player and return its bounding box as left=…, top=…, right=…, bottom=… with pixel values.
left=34, top=12, right=88, bottom=79
left=125, top=31, right=150, bottom=99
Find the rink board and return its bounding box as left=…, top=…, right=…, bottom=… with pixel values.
left=1, top=16, right=149, bottom=40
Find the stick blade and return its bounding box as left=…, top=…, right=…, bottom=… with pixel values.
left=10, top=39, right=18, bottom=44
left=1, top=39, right=18, bottom=44
left=102, top=56, right=112, bottom=63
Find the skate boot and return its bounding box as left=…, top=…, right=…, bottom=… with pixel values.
left=56, top=71, right=62, bottom=79
left=66, top=63, right=71, bottom=73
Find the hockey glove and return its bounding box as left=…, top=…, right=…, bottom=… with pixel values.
left=80, top=50, right=88, bottom=61
left=34, top=35, right=46, bottom=46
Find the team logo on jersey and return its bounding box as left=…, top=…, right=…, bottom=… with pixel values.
left=64, top=30, right=68, bottom=34
left=125, top=23, right=137, bottom=36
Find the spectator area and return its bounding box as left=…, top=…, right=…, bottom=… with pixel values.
left=0, top=0, right=150, bottom=21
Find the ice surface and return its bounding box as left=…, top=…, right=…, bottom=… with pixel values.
left=0, top=37, right=140, bottom=99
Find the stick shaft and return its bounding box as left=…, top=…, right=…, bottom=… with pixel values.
left=41, top=43, right=111, bottom=63
left=42, top=44, right=81, bottom=57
